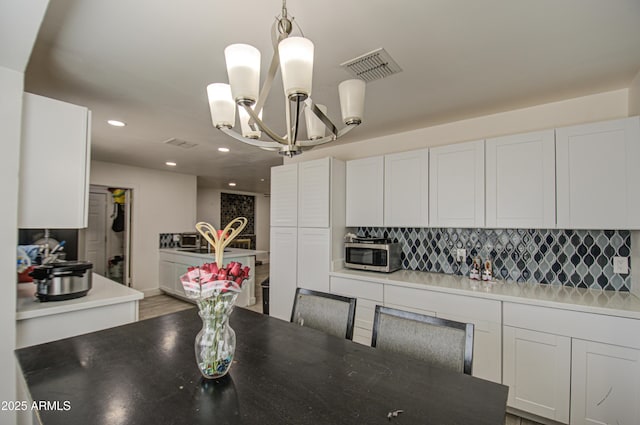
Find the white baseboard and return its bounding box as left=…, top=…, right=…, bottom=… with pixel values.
left=141, top=288, right=163, bottom=298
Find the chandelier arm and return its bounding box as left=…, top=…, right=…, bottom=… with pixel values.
left=219, top=127, right=283, bottom=149
left=296, top=123, right=359, bottom=147
left=241, top=103, right=288, bottom=144
left=253, top=29, right=288, bottom=117
left=304, top=97, right=339, bottom=137
left=292, top=97, right=302, bottom=144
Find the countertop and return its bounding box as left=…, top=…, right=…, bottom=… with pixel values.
left=330, top=268, right=640, bottom=320
left=159, top=247, right=267, bottom=260
left=17, top=273, right=143, bottom=320
left=16, top=308, right=507, bottom=425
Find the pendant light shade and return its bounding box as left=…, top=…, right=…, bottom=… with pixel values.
left=225, top=44, right=261, bottom=104
left=207, top=83, right=236, bottom=128
left=239, top=106, right=262, bottom=139
left=338, top=79, right=366, bottom=125
left=304, top=104, right=327, bottom=140
left=278, top=37, right=314, bottom=99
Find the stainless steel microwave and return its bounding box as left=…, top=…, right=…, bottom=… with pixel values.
left=180, top=232, right=200, bottom=248
left=345, top=240, right=402, bottom=273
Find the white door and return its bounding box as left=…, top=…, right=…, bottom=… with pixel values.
left=269, top=227, right=298, bottom=321
left=270, top=164, right=298, bottom=227
left=571, top=339, right=640, bottom=425
left=297, top=228, right=330, bottom=292
left=346, top=156, right=384, bottom=227
left=503, top=326, right=571, bottom=423
left=486, top=129, right=556, bottom=228
left=429, top=140, right=485, bottom=227
left=384, top=149, right=429, bottom=227
left=85, top=192, right=108, bottom=275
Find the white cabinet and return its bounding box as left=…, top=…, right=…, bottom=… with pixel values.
left=270, top=163, right=298, bottom=227
left=297, top=228, right=330, bottom=292
left=298, top=157, right=331, bottom=227
left=19, top=93, right=91, bottom=228
left=384, top=149, right=429, bottom=227
left=330, top=276, right=383, bottom=346
left=269, top=227, right=298, bottom=321
left=486, top=130, right=556, bottom=228
left=346, top=156, right=384, bottom=227
left=556, top=116, right=640, bottom=229
left=383, top=284, right=502, bottom=383
left=503, top=326, right=571, bottom=423
left=571, top=339, right=640, bottom=425
left=429, top=140, right=485, bottom=227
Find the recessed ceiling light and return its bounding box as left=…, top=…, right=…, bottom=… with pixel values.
left=260, top=178, right=265, bottom=182
left=107, top=119, right=126, bottom=127
left=228, top=182, right=237, bottom=187
left=218, top=147, right=230, bottom=152
left=166, top=161, right=177, bottom=166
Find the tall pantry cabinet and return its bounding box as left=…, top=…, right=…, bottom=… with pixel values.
left=269, top=157, right=346, bottom=321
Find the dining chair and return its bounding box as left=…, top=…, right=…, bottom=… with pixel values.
left=291, top=288, right=357, bottom=340
left=371, top=305, right=474, bottom=375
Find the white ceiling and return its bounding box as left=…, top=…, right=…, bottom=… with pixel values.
left=25, top=0, right=640, bottom=193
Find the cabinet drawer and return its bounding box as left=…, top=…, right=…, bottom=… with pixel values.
left=330, top=276, right=383, bottom=302
left=504, top=302, right=640, bottom=349
left=384, top=285, right=501, bottom=323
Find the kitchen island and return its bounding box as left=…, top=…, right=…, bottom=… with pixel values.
left=16, top=307, right=508, bottom=425
left=159, top=248, right=266, bottom=307
left=16, top=273, right=143, bottom=348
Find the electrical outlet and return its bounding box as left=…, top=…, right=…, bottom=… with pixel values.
left=173, top=234, right=181, bottom=242
left=456, top=248, right=466, bottom=263
left=613, top=256, right=629, bottom=274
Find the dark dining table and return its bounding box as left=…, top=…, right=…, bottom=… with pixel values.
left=16, top=307, right=508, bottom=425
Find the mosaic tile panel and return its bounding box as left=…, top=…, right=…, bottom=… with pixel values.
left=221, top=193, right=255, bottom=235
left=357, top=228, right=631, bottom=291
left=159, top=233, right=180, bottom=248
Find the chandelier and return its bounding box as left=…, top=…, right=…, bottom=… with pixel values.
left=206, top=0, right=366, bottom=157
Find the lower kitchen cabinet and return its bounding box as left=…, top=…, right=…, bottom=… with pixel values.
left=269, top=227, right=298, bottom=321
left=297, top=228, right=330, bottom=293
left=330, top=276, right=383, bottom=346
left=570, top=339, right=640, bottom=425
left=503, top=326, right=571, bottom=423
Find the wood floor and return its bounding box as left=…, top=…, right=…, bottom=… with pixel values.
left=139, top=263, right=542, bottom=425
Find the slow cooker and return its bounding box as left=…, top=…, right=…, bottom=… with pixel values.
left=29, top=261, right=93, bottom=302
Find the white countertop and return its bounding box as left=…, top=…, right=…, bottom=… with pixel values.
left=17, top=273, right=144, bottom=320
left=330, top=268, right=640, bottom=320
left=159, top=247, right=267, bottom=260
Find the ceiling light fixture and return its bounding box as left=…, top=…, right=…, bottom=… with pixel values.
left=107, top=119, right=126, bottom=127
left=166, top=161, right=177, bottom=166
left=218, top=147, right=230, bottom=152
left=228, top=182, right=237, bottom=187
left=206, top=0, right=366, bottom=157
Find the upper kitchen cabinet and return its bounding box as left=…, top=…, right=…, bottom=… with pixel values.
left=384, top=149, right=429, bottom=227
left=346, top=156, right=384, bottom=227
left=270, top=163, right=298, bottom=227
left=298, top=157, right=345, bottom=228
left=19, top=93, right=91, bottom=229
left=429, top=140, right=485, bottom=228
left=556, top=116, right=640, bottom=229
left=486, top=130, right=556, bottom=228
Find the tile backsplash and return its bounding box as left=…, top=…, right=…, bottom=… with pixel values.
left=357, top=227, right=631, bottom=291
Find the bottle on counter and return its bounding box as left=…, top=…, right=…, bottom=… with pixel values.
left=470, top=256, right=482, bottom=280
left=482, top=259, right=493, bottom=281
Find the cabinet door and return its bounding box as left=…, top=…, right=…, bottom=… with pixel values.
left=571, top=339, right=640, bottom=425
left=298, top=158, right=330, bottom=227
left=19, top=93, right=91, bottom=228
left=297, top=228, right=330, bottom=292
left=429, top=140, right=485, bottom=227
left=503, top=326, right=571, bottom=423
left=556, top=117, right=640, bottom=229
left=330, top=276, right=383, bottom=346
left=271, top=164, right=298, bottom=227
left=159, top=260, right=175, bottom=294
left=269, top=227, right=298, bottom=321
left=384, top=149, right=429, bottom=227
left=346, top=156, right=384, bottom=227
left=486, top=130, right=555, bottom=228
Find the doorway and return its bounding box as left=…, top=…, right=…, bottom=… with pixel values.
left=81, top=185, right=132, bottom=285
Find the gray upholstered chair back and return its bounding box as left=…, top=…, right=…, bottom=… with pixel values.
left=372, top=306, right=474, bottom=375
left=291, top=288, right=357, bottom=340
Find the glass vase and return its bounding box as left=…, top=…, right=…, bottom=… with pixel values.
left=195, top=290, right=238, bottom=379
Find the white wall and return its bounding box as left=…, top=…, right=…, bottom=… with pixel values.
left=90, top=161, right=197, bottom=295
left=197, top=188, right=270, bottom=263
left=630, top=69, right=640, bottom=116
left=286, top=89, right=629, bottom=163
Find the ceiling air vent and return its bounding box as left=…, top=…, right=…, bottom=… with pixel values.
left=340, top=48, right=402, bottom=82
left=163, top=138, right=198, bottom=149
